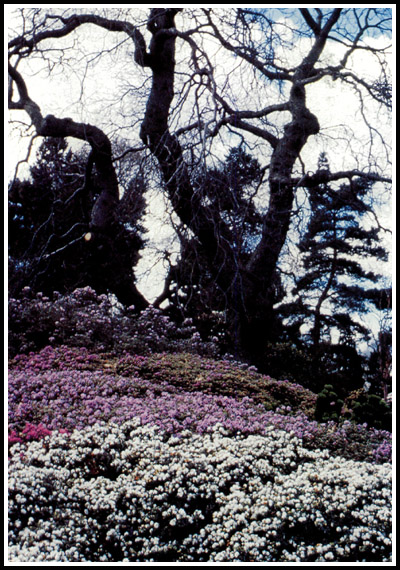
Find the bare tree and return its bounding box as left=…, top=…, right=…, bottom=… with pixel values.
left=8, top=7, right=391, bottom=356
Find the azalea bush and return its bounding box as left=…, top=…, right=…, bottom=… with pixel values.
left=8, top=420, right=392, bottom=562
left=112, top=351, right=317, bottom=418
left=8, top=287, right=220, bottom=358
left=8, top=346, right=391, bottom=464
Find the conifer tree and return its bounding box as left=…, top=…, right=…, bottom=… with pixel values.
left=280, top=153, right=389, bottom=392
left=155, top=146, right=268, bottom=345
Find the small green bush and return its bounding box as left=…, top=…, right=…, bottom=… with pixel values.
left=316, top=385, right=392, bottom=431
left=349, top=391, right=392, bottom=431
left=315, top=384, right=344, bottom=423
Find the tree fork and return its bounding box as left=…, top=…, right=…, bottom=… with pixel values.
left=139, top=10, right=240, bottom=299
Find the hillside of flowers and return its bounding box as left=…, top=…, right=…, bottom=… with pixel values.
left=8, top=288, right=392, bottom=562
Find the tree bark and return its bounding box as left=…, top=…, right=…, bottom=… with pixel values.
left=137, top=9, right=324, bottom=354
left=139, top=10, right=238, bottom=296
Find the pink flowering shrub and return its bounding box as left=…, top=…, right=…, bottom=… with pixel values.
left=8, top=423, right=69, bottom=455
left=9, top=287, right=219, bottom=358
left=8, top=346, right=391, bottom=463
left=20, top=423, right=52, bottom=440
left=10, top=345, right=103, bottom=372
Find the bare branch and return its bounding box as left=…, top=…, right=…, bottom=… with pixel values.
left=300, top=8, right=321, bottom=36
left=9, top=12, right=151, bottom=67
left=8, top=60, right=120, bottom=232
left=295, top=169, right=391, bottom=188
left=202, top=9, right=291, bottom=81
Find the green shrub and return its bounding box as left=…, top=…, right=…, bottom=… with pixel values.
left=349, top=391, right=392, bottom=431
left=315, top=384, right=344, bottom=423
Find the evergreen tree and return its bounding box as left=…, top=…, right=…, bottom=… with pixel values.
left=280, top=153, right=389, bottom=393
left=156, top=146, right=272, bottom=348
left=9, top=137, right=148, bottom=307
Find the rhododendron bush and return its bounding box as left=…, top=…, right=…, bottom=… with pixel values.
left=8, top=422, right=392, bottom=562
left=8, top=289, right=392, bottom=562
left=8, top=346, right=391, bottom=464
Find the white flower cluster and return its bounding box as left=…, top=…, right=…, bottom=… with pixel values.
left=8, top=420, right=392, bottom=562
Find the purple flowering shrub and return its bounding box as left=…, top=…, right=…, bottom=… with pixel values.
left=7, top=288, right=392, bottom=563
left=7, top=289, right=392, bottom=466
left=9, top=287, right=219, bottom=358
left=8, top=346, right=391, bottom=463
left=267, top=407, right=391, bottom=464
left=9, top=346, right=317, bottom=418
left=9, top=345, right=104, bottom=372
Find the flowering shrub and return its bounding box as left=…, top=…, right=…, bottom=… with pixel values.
left=9, top=367, right=273, bottom=436
left=8, top=421, right=392, bottom=562
left=8, top=287, right=219, bottom=358
left=7, top=337, right=392, bottom=562
left=267, top=410, right=392, bottom=464
left=9, top=345, right=104, bottom=372
left=8, top=346, right=391, bottom=464
left=8, top=278, right=393, bottom=563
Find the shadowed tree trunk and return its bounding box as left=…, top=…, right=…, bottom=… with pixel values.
left=137, top=9, right=326, bottom=355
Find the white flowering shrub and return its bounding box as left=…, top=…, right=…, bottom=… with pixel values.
left=8, top=420, right=391, bottom=562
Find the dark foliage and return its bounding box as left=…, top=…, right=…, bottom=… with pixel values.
left=8, top=138, right=147, bottom=307
left=158, top=146, right=269, bottom=343
left=283, top=153, right=388, bottom=351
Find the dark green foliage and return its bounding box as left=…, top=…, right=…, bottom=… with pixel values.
left=160, top=145, right=266, bottom=342
left=8, top=137, right=147, bottom=305
left=256, top=341, right=313, bottom=384
left=195, top=146, right=264, bottom=258
left=253, top=338, right=366, bottom=397
left=349, top=392, right=392, bottom=431
left=365, top=328, right=392, bottom=398
left=316, top=383, right=391, bottom=430
left=284, top=153, right=388, bottom=352
left=277, top=153, right=390, bottom=396
left=317, top=342, right=365, bottom=396
left=315, top=384, right=344, bottom=422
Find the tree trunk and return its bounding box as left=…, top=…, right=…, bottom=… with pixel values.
left=139, top=10, right=323, bottom=359
left=238, top=84, right=320, bottom=356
